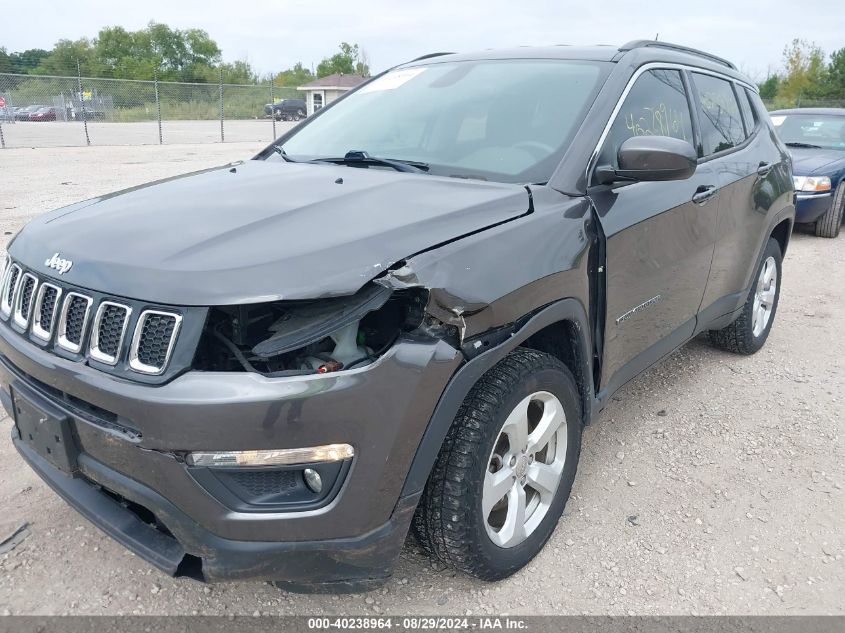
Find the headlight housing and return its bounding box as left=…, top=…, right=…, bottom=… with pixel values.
left=193, top=285, right=428, bottom=376
left=793, top=175, right=831, bottom=192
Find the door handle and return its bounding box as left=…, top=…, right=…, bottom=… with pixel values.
left=692, top=185, right=718, bottom=205
left=757, top=161, right=773, bottom=177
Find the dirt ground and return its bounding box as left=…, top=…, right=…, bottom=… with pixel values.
left=0, top=144, right=842, bottom=616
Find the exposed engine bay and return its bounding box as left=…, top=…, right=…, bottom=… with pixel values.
left=194, top=285, right=450, bottom=376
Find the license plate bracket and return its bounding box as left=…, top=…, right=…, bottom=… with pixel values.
left=12, top=386, right=77, bottom=475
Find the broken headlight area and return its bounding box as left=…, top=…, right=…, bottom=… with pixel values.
left=194, top=285, right=436, bottom=376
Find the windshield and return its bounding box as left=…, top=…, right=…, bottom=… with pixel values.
left=271, top=59, right=610, bottom=183
left=771, top=113, right=845, bottom=150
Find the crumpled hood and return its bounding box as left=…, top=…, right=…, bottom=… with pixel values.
left=10, top=160, right=530, bottom=305
left=788, top=147, right=845, bottom=175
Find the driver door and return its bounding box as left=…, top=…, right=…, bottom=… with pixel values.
left=589, top=68, right=719, bottom=394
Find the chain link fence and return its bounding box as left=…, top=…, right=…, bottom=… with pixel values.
left=4, top=69, right=845, bottom=150
left=0, top=70, right=301, bottom=149
left=762, top=98, right=845, bottom=111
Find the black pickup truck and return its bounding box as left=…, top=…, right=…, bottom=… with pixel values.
left=264, top=98, right=307, bottom=121
left=1, top=40, right=793, bottom=593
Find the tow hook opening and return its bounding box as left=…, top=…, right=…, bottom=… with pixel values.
left=175, top=554, right=205, bottom=581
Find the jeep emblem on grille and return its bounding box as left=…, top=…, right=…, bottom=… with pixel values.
left=44, top=252, right=73, bottom=275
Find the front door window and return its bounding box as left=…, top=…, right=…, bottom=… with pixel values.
left=595, top=68, right=695, bottom=179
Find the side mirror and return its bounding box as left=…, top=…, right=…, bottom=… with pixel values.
left=596, top=136, right=698, bottom=184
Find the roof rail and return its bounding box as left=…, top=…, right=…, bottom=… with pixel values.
left=409, top=52, right=455, bottom=62
left=618, top=40, right=737, bottom=70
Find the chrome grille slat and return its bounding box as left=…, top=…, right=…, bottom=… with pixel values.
left=0, top=255, right=9, bottom=292
left=57, top=292, right=93, bottom=353
left=89, top=301, right=132, bottom=365
left=129, top=310, right=182, bottom=375
left=31, top=283, right=62, bottom=341
left=1, top=264, right=22, bottom=318
left=13, top=273, right=39, bottom=328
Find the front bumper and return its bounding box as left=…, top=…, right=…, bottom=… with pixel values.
left=795, top=191, right=832, bottom=224
left=0, top=323, right=462, bottom=588
left=12, top=430, right=420, bottom=591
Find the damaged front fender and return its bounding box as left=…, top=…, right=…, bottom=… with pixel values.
left=377, top=185, right=596, bottom=347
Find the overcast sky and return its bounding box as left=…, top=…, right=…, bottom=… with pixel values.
left=4, top=0, right=843, bottom=80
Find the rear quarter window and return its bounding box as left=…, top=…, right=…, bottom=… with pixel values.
left=737, top=88, right=758, bottom=136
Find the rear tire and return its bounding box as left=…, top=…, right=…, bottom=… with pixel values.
left=412, top=348, right=582, bottom=581
left=708, top=237, right=782, bottom=355
left=815, top=181, right=844, bottom=238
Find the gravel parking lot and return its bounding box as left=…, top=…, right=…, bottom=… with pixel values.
left=0, top=144, right=842, bottom=616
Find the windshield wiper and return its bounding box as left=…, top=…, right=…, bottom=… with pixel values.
left=309, top=150, right=429, bottom=173
left=785, top=142, right=823, bottom=149
left=273, top=145, right=299, bottom=162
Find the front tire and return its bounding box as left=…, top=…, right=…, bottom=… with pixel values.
left=708, top=237, right=782, bottom=354
left=815, top=181, right=844, bottom=238
left=412, top=348, right=582, bottom=581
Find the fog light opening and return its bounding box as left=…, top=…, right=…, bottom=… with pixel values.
left=303, top=468, right=323, bottom=494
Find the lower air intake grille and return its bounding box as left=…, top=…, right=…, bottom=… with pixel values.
left=64, top=295, right=90, bottom=345
left=229, top=470, right=298, bottom=497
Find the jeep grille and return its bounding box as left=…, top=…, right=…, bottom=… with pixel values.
left=0, top=260, right=183, bottom=377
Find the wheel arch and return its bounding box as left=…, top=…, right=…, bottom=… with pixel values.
left=770, top=216, right=793, bottom=257
left=520, top=320, right=591, bottom=426
left=400, top=298, right=594, bottom=498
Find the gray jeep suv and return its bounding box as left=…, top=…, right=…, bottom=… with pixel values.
left=1, top=41, right=794, bottom=592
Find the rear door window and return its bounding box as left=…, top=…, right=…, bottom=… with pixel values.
left=692, top=73, right=746, bottom=155
left=595, top=68, right=694, bottom=173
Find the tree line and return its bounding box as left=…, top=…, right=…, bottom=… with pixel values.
left=758, top=39, right=844, bottom=106
left=4, top=25, right=842, bottom=102
left=0, top=22, right=370, bottom=87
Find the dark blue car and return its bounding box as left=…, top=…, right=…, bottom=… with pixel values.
left=770, top=108, right=845, bottom=237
